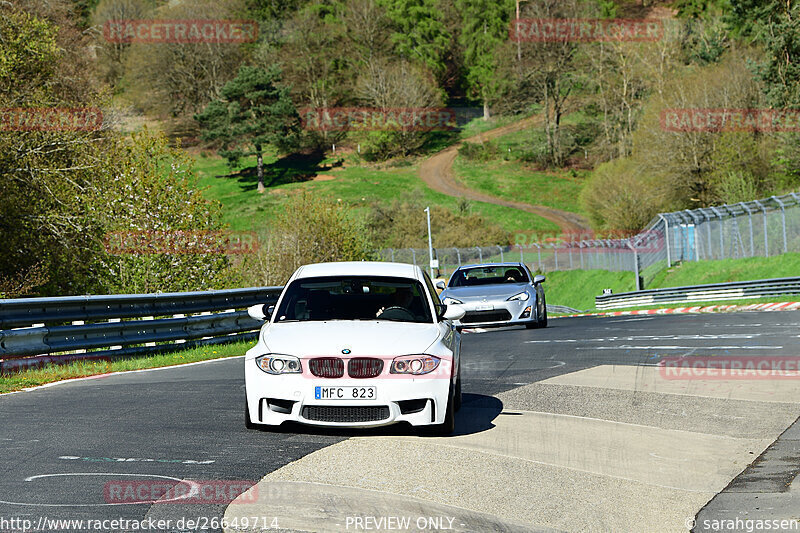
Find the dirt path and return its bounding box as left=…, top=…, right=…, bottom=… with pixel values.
left=419, top=115, right=591, bottom=233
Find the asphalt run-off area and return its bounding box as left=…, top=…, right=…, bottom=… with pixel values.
left=1, top=311, right=799, bottom=532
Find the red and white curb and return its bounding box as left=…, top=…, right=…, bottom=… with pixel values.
left=553, top=301, right=800, bottom=318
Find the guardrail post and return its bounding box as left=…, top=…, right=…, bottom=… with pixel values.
left=772, top=196, right=788, bottom=254
left=658, top=215, right=671, bottom=268
left=685, top=210, right=702, bottom=261
left=568, top=242, right=574, bottom=269
left=711, top=206, right=725, bottom=259
left=754, top=200, right=769, bottom=256
left=740, top=202, right=755, bottom=257
left=626, top=240, right=641, bottom=290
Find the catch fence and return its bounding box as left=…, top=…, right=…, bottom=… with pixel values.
left=378, top=192, right=800, bottom=289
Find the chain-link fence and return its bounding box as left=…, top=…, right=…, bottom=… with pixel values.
left=377, top=192, right=800, bottom=289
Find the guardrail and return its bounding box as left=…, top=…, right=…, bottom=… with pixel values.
left=0, top=287, right=282, bottom=374
left=595, top=277, right=800, bottom=310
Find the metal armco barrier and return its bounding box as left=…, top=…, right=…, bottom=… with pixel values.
left=595, top=277, right=800, bottom=310
left=0, top=287, right=282, bottom=373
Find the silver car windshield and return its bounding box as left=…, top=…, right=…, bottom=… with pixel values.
left=274, top=276, right=433, bottom=323
left=450, top=266, right=529, bottom=287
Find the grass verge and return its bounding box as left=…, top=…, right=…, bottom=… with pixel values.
left=0, top=340, right=252, bottom=394
left=194, top=154, right=559, bottom=234
left=545, top=253, right=800, bottom=312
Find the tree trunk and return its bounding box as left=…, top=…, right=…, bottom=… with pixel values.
left=256, top=146, right=265, bottom=194
left=483, top=100, right=491, bottom=121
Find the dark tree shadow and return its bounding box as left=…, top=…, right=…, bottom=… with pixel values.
left=220, top=150, right=340, bottom=192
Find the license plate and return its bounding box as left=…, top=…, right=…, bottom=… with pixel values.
left=475, top=304, right=494, bottom=311
left=314, top=386, right=376, bottom=400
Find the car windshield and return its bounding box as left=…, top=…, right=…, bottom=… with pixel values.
left=274, top=276, right=433, bottom=323
left=449, top=266, right=529, bottom=287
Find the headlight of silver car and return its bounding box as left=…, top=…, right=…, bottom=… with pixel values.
left=255, top=354, right=302, bottom=375
left=507, top=291, right=530, bottom=302
left=442, top=297, right=463, bottom=305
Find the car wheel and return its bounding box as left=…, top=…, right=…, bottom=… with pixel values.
left=453, top=375, right=462, bottom=412
left=538, top=293, right=548, bottom=328
left=245, top=400, right=258, bottom=430
left=430, top=382, right=455, bottom=436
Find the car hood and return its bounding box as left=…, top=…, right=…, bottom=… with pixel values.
left=444, top=283, right=530, bottom=300
left=256, top=321, right=442, bottom=358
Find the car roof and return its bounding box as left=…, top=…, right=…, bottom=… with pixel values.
left=294, top=261, right=422, bottom=280
left=456, top=262, right=526, bottom=270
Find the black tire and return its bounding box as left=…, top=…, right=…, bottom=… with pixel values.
left=539, top=293, right=548, bottom=328
left=453, top=375, right=462, bottom=412
left=245, top=400, right=258, bottom=430
left=431, top=382, right=455, bottom=436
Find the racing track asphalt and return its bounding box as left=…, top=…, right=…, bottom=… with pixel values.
left=1, top=310, right=799, bottom=532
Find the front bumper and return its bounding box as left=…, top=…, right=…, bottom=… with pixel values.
left=451, top=298, right=535, bottom=328
left=244, top=363, right=452, bottom=428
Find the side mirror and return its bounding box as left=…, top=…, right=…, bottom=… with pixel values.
left=441, top=304, right=466, bottom=321
left=247, top=303, right=271, bottom=321
left=435, top=280, right=446, bottom=291
left=533, top=274, right=546, bottom=285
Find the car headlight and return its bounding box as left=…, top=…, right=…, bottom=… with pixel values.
left=442, top=297, right=463, bottom=305
left=507, top=291, right=530, bottom=302
left=390, top=355, right=441, bottom=375
left=255, top=354, right=302, bottom=375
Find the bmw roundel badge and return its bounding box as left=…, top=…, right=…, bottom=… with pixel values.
left=342, top=348, right=351, bottom=354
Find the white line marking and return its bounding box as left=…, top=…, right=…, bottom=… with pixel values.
left=0, top=473, right=197, bottom=507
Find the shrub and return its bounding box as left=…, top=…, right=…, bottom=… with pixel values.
left=240, top=191, right=375, bottom=286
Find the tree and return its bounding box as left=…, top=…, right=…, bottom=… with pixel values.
left=378, top=0, right=451, bottom=80
left=515, top=0, right=584, bottom=166
left=123, top=0, right=245, bottom=120
left=243, top=191, right=374, bottom=286
left=456, top=0, right=513, bottom=120
left=196, top=65, right=300, bottom=193
left=91, top=0, right=153, bottom=87
left=277, top=3, right=352, bottom=149
left=355, top=58, right=445, bottom=159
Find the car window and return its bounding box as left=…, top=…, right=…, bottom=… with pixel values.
left=274, top=276, right=433, bottom=323
left=449, top=266, right=529, bottom=287
left=421, top=271, right=445, bottom=319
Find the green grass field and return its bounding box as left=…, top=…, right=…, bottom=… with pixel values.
left=451, top=112, right=590, bottom=218
left=194, top=153, right=560, bottom=234
left=453, top=159, right=587, bottom=216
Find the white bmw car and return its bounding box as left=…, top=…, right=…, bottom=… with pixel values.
left=244, top=262, right=466, bottom=434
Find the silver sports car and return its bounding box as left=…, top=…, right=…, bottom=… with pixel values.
left=436, top=262, right=547, bottom=330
